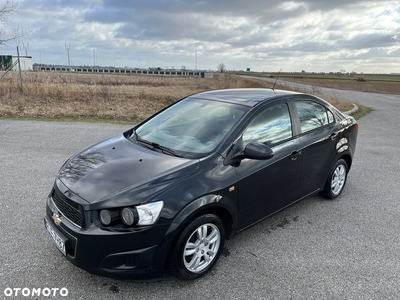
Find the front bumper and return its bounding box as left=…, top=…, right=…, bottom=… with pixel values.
left=44, top=196, right=171, bottom=281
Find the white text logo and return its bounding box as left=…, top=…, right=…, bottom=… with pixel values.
left=4, top=287, right=69, bottom=297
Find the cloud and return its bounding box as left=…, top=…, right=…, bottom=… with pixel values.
left=8, top=0, right=399, bottom=72
left=336, top=33, right=399, bottom=50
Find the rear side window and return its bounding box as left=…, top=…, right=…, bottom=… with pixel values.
left=243, top=103, right=292, bottom=146
left=295, top=101, right=334, bottom=133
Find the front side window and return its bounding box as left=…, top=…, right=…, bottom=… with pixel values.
left=295, top=101, right=334, bottom=133
left=243, top=104, right=292, bottom=146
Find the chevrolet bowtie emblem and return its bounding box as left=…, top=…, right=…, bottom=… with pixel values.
left=52, top=213, right=62, bottom=226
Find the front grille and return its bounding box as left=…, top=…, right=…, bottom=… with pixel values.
left=52, top=190, right=84, bottom=228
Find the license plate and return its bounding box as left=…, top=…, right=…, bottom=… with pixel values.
left=44, top=218, right=66, bottom=256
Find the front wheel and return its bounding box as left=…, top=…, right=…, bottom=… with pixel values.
left=169, top=214, right=225, bottom=280
left=320, top=159, right=348, bottom=199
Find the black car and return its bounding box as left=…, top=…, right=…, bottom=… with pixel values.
left=44, top=88, right=358, bottom=280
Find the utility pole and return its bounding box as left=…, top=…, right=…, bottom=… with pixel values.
left=65, top=44, right=71, bottom=67
left=17, top=46, right=23, bottom=92
left=23, top=43, right=29, bottom=56
left=93, top=49, right=96, bottom=66
left=195, top=50, right=197, bottom=70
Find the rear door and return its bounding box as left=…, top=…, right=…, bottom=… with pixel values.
left=292, top=100, right=341, bottom=198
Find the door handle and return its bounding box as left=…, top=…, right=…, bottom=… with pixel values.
left=289, top=150, right=301, bottom=160
left=330, top=133, right=338, bottom=141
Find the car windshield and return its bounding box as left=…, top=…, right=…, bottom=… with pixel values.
left=135, top=98, right=249, bottom=158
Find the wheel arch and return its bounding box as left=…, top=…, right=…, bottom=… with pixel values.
left=163, top=196, right=235, bottom=270
left=166, top=196, right=235, bottom=241
left=201, top=206, right=234, bottom=239
left=340, top=153, right=352, bottom=171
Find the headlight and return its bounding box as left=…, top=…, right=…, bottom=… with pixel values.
left=98, top=201, right=163, bottom=227
left=99, top=209, right=119, bottom=225
left=136, top=201, right=164, bottom=226
left=121, top=207, right=139, bottom=226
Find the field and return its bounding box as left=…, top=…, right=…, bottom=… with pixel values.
left=0, top=71, right=359, bottom=123
left=242, top=72, right=400, bottom=95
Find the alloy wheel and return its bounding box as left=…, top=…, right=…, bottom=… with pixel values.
left=331, top=164, right=346, bottom=196
left=183, top=223, right=221, bottom=273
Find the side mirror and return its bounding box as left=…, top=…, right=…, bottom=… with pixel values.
left=223, top=139, right=274, bottom=166
left=243, top=142, right=274, bottom=160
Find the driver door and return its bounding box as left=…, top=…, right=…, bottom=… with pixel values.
left=235, top=103, right=303, bottom=230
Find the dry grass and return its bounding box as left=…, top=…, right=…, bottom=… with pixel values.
left=0, top=72, right=352, bottom=122
left=278, top=77, right=400, bottom=95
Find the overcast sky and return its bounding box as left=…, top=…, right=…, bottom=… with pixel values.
left=3, top=0, right=400, bottom=73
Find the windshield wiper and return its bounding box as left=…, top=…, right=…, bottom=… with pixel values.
left=153, top=143, right=184, bottom=158
left=133, top=132, right=183, bottom=158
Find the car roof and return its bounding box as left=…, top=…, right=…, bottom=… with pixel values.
left=187, top=88, right=302, bottom=107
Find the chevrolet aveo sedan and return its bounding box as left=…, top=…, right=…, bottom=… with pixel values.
left=44, top=88, right=358, bottom=280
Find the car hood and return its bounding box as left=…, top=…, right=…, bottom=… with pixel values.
left=58, top=134, right=199, bottom=206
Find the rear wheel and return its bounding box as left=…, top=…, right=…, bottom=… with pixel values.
left=169, top=214, right=225, bottom=280
left=320, top=159, right=348, bottom=199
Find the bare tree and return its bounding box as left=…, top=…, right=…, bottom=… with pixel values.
left=0, top=0, right=25, bottom=45
left=217, top=63, right=226, bottom=73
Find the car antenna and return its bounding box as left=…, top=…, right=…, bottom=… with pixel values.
left=272, top=69, right=282, bottom=91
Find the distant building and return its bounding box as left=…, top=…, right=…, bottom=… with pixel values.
left=0, top=55, right=33, bottom=71
left=33, top=63, right=213, bottom=78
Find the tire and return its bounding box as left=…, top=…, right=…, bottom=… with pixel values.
left=169, top=213, right=225, bottom=280
left=320, top=159, right=348, bottom=199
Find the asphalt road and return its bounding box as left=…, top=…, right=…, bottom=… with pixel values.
left=0, top=86, right=399, bottom=300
